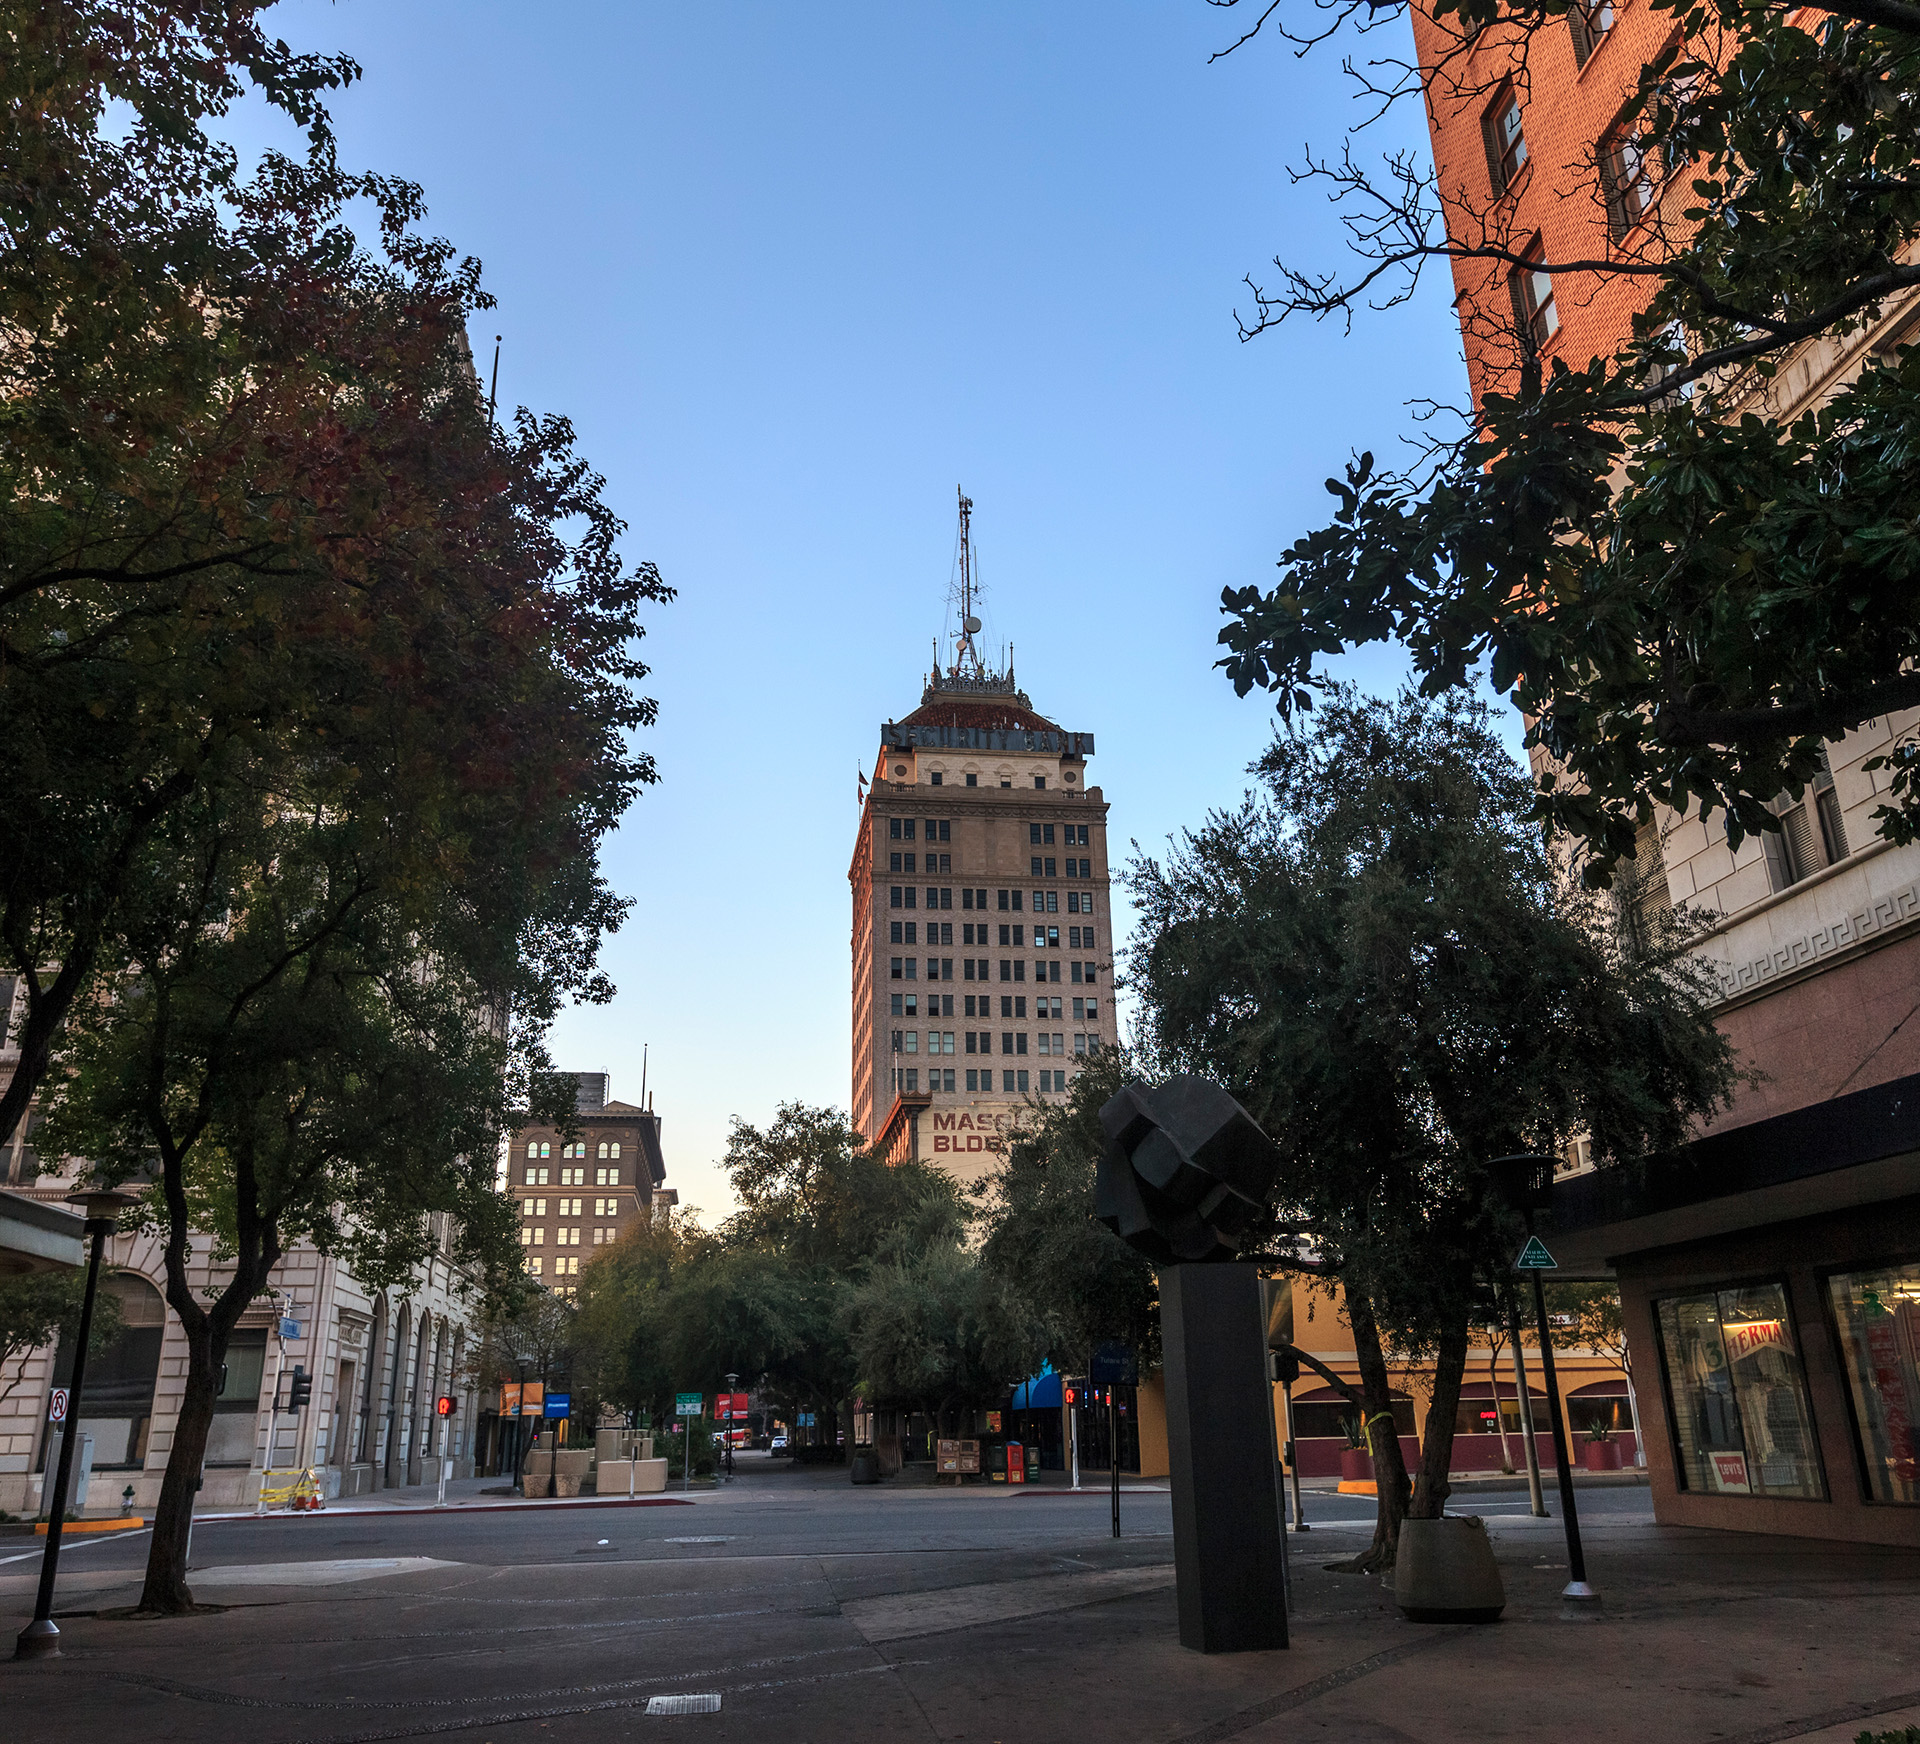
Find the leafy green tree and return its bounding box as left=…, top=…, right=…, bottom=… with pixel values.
left=977, top=1048, right=1161, bottom=1375
left=1208, top=0, right=1920, bottom=874
left=848, top=1243, right=1047, bottom=1437
left=1131, top=687, right=1740, bottom=1568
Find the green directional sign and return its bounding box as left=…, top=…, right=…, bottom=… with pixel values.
left=1515, top=1235, right=1558, bottom=1270
left=675, top=1392, right=704, bottom=1416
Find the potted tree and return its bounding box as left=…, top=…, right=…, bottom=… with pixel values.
left=1583, top=1424, right=1622, bottom=1472
left=1338, top=1413, right=1373, bottom=1485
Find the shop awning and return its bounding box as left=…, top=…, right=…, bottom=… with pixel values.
left=1011, top=1366, right=1061, bottom=1411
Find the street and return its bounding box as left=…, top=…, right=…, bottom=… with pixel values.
left=3, top=1457, right=1916, bottom=1743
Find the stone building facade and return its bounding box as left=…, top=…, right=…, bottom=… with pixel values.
left=850, top=663, right=1111, bottom=1191
left=507, top=1071, right=667, bottom=1298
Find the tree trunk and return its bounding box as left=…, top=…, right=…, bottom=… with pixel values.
left=1337, top=1286, right=1412, bottom=1574
left=1408, top=1310, right=1471, bottom=1519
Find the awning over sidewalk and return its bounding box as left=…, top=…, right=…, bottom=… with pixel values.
left=1011, top=1367, right=1061, bottom=1411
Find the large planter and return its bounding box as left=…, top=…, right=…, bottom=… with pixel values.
left=1339, top=1447, right=1372, bottom=1482
left=1394, top=1516, right=1507, bottom=1624
left=1583, top=1440, right=1623, bottom=1472
left=849, top=1449, right=882, bottom=1485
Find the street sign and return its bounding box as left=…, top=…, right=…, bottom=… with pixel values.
left=1515, top=1235, right=1559, bottom=1270
left=278, top=1316, right=302, bottom=1340
left=543, top=1392, right=570, bottom=1419
left=1090, top=1342, right=1138, bottom=1387
left=675, top=1392, right=703, bottom=1417
left=47, top=1387, right=68, bottom=1423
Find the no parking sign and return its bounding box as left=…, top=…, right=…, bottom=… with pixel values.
left=47, top=1388, right=68, bottom=1423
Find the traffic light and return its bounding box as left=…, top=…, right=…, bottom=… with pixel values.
left=1064, top=1386, right=1076, bottom=1405
left=436, top=1394, right=456, bottom=1417
left=286, top=1365, right=312, bottom=1411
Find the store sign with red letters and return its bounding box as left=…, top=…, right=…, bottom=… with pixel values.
left=1721, top=1319, right=1791, bottom=1363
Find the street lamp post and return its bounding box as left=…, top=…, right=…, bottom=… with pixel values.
left=16, top=1180, right=142, bottom=1660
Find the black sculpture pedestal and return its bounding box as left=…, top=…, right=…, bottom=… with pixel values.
left=1162, top=1262, right=1289, bottom=1653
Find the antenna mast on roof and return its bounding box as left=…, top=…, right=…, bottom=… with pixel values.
left=948, top=486, right=988, bottom=682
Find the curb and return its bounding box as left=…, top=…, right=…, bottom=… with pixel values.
left=192, top=1495, right=699, bottom=1522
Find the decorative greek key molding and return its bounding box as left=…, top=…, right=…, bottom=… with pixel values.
left=1710, top=878, right=1920, bottom=1002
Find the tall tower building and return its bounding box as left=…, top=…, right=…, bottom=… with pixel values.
left=850, top=494, right=1110, bottom=1189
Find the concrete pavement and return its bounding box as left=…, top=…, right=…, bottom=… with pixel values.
left=2, top=1453, right=1916, bottom=1742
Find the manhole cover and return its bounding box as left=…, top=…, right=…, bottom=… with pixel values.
left=662, top=1536, right=731, bottom=1544
left=646, top=1693, right=722, bottom=1715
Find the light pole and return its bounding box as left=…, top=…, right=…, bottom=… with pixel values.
left=16, top=1180, right=142, bottom=1660
left=723, top=1373, right=738, bottom=1483
left=1490, top=1153, right=1602, bottom=1619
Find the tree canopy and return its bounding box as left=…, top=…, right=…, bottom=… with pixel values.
left=1130, top=686, right=1739, bottom=1565
left=1207, top=0, right=1920, bottom=875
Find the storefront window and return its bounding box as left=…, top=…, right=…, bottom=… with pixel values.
left=1826, top=1262, right=1920, bottom=1505
left=1655, top=1283, right=1825, bottom=1500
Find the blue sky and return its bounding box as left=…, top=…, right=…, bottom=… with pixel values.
left=234, top=2, right=1488, bottom=1218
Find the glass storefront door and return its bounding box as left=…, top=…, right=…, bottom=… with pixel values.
left=1655, top=1282, right=1825, bottom=1500
left=1826, top=1261, right=1920, bottom=1505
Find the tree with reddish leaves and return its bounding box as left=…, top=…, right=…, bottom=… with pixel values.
left=3, top=4, right=668, bottom=1611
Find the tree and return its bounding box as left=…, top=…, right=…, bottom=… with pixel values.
left=0, top=1271, right=122, bottom=1411
left=1131, top=686, right=1740, bottom=1568
left=0, top=1, right=668, bottom=1152
left=977, top=1048, right=1162, bottom=1375
left=848, top=1243, right=1047, bottom=1438
left=1207, top=0, right=1920, bottom=875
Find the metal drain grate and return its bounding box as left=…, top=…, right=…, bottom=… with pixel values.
left=645, top=1693, right=722, bottom=1715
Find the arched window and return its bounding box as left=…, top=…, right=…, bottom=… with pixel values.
left=610, top=1143, right=620, bottom=1159
left=48, top=1273, right=166, bottom=1471
left=597, top=1142, right=608, bottom=1159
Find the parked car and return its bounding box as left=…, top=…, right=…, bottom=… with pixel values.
left=770, top=1432, right=788, bottom=1452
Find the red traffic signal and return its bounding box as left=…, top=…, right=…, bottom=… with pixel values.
left=436, top=1395, right=455, bottom=1417
left=1064, top=1386, right=1076, bottom=1404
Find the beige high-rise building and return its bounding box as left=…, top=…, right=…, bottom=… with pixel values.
left=850, top=499, right=1111, bottom=1190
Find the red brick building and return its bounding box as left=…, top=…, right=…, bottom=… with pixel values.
left=1411, top=3, right=1920, bottom=1544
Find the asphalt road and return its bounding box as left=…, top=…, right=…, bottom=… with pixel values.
left=8, top=1462, right=1914, bottom=1744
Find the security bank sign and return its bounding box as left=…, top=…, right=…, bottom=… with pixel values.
left=928, top=1110, right=1012, bottom=1157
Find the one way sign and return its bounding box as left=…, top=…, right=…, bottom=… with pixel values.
left=1515, top=1235, right=1558, bottom=1270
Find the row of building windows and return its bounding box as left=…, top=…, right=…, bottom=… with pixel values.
left=1031, top=824, right=1091, bottom=846
left=886, top=819, right=1094, bottom=848
left=889, top=957, right=1099, bottom=984
left=890, top=1066, right=1078, bottom=1094
left=890, top=993, right=1097, bottom=1021
left=889, top=887, right=1103, bottom=914
left=887, top=853, right=954, bottom=874
left=524, top=1255, right=581, bottom=1277
left=891, top=1030, right=1101, bottom=1057
left=525, top=1141, right=623, bottom=1159
left=522, top=1165, right=624, bottom=1187
left=888, top=818, right=954, bottom=841
left=520, top=1197, right=624, bottom=1217
left=1029, top=857, right=1096, bottom=879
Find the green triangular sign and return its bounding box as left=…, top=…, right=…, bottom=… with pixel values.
left=1515, top=1235, right=1558, bottom=1270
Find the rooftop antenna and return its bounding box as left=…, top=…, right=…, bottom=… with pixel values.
left=487, top=335, right=502, bottom=425
left=639, top=1043, right=648, bottom=1113
left=949, top=486, right=986, bottom=681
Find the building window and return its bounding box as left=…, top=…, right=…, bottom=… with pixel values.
left=561, top=1166, right=584, bottom=1186
left=1568, top=0, right=1613, bottom=67
left=1654, top=1284, right=1826, bottom=1500
left=905, top=1069, right=919, bottom=1092
left=1763, top=748, right=1850, bottom=892
left=905, top=887, right=917, bottom=909
left=929, top=820, right=950, bottom=842
left=966, top=1068, right=983, bottom=1090
left=524, top=1166, right=550, bottom=1186
left=890, top=886, right=903, bottom=910
left=1510, top=247, right=1559, bottom=350
left=1602, top=114, right=1655, bottom=240
left=1483, top=86, right=1527, bottom=194
left=596, top=1166, right=619, bottom=1186
left=1030, top=824, right=1055, bottom=845
left=610, top=1143, right=620, bottom=1158
left=1826, top=1261, right=1920, bottom=1505
left=904, top=1030, right=919, bottom=1054
left=1033, top=776, right=1046, bottom=790
left=528, top=1256, right=544, bottom=1276
left=934, top=1069, right=956, bottom=1091
left=1065, top=824, right=1089, bottom=845
left=890, top=818, right=903, bottom=839
left=936, top=886, right=952, bottom=907
left=930, top=771, right=942, bottom=786
left=595, top=1197, right=618, bottom=1216
left=902, top=819, right=916, bottom=840
left=966, top=773, right=977, bottom=787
